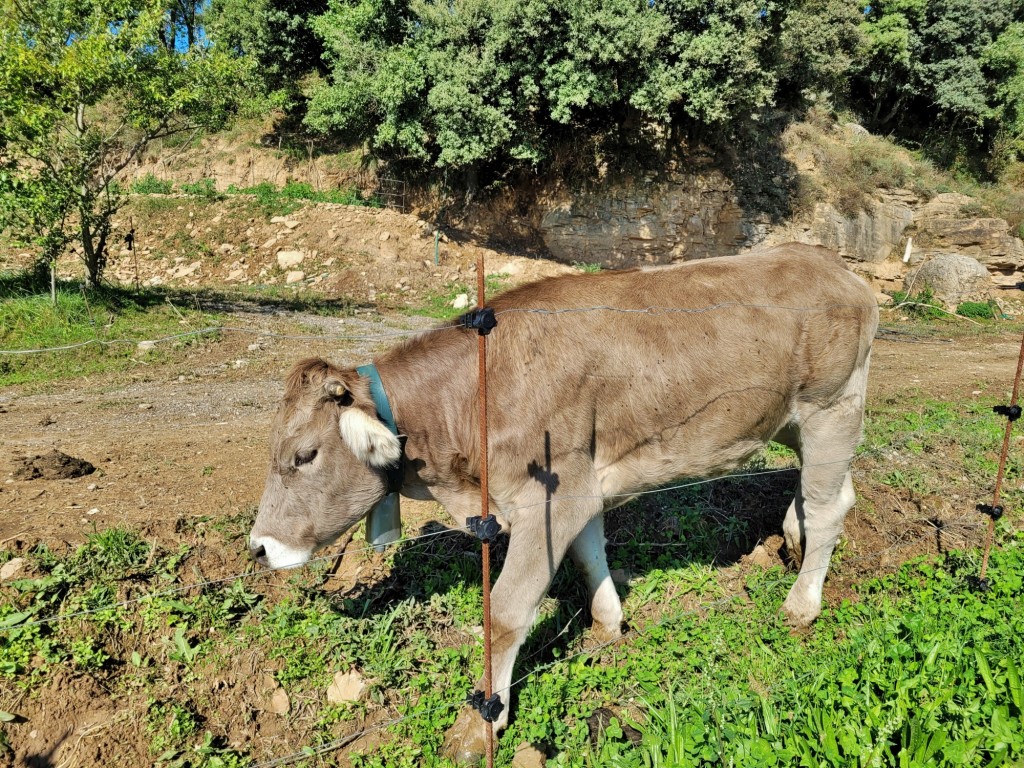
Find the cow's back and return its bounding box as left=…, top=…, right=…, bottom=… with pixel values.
left=478, top=245, right=877, bottom=497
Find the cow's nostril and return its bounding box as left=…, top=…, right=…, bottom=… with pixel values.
left=250, top=543, right=267, bottom=562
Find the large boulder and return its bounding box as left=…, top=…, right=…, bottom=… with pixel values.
left=903, top=253, right=991, bottom=306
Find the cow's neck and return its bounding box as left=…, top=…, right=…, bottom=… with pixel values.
left=373, top=334, right=479, bottom=497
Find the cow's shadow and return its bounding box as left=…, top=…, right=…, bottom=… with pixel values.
left=331, top=464, right=800, bottom=700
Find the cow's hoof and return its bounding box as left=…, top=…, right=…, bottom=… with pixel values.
left=781, top=596, right=819, bottom=629
left=589, top=621, right=623, bottom=646
left=442, top=708, right=489, bottom=765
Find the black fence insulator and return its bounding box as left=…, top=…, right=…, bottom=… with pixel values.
left=976, top=503, right=1005, bottom=521
left=967, top=575, right=992, bottom=593
left=467, top=515, right=502, bottom=543
left=993, top=404, right=1022, bottom=421
left=467, top=690, right=505, bottom=723
left=461, top=308, right=497, bottom=336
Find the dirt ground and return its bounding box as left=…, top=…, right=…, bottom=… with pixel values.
left=3, top=218, right=1024, bottom=766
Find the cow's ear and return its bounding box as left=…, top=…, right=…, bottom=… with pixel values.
left=338, top=408, right=401, bottom=468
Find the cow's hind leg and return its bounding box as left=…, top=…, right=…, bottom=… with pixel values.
left=569, top=514, right=622, bottom=643
left=782, top=384, right=866, bottom=627
left=443, top=495, right=604, bottom=764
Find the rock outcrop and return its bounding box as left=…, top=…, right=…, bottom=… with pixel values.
left=537, top=173, right=1023, bottom=283
left=539, top=169, right=760, bottom=268
left=912, top=194, right=1024, bottom=272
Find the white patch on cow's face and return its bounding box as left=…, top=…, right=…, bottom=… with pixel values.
left=249, top=534, right=313, bottom=570
left=338, top=408, right=402, bottom=467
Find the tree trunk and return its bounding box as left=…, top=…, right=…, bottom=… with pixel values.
left=81, top=215, right=99, bottom=289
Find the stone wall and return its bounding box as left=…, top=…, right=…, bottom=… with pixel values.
left=538, top=169, right=763, bottom=268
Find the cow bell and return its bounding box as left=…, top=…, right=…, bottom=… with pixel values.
left=366, top=492, right=402, bottom=553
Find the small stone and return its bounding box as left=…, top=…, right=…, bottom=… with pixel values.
left=451, top=293, right=470, bottom=310
left=0, top=558, right=26, bottom=582
left=269, top=216, right=288, bottom=224
left=326, top=670, right=367, bottom=704
left=277, top=250, right=304, bottom=269
left=137, top=341, right=157, bottom=352
left=248, top=343, right=261, bottom=352
left=227, top=268, right=246, bottom=281
left=285, top=270, right=305, bottom=284
left=87, top=483, right=98, bottom=491
left=138, top=403, right=153, bottom=410
left=511, top=742, right=547, bottom=768
left=87, top=508, right=99, bottom=515
left=379, top=231, right=391, bottom=241
left=284, top=220, right=299, bottom=229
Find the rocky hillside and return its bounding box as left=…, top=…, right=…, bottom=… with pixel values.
left=113, top=118, right=1024, bottom=309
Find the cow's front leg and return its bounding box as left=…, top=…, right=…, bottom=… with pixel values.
left=442, top=504, right=599, bottom=764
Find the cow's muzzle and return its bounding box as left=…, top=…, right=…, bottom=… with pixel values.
left=249, top=542, right=268, bottom=567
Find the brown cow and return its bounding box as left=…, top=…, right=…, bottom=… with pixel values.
left=249, top=244, right=878, bottom=762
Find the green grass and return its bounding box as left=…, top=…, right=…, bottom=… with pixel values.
left=225, top=181, right=379, bottom=216
left=0, top=267, right=222, bottom=387
left=590, top=539, right=1024, bottom=767
left=131, top=174, right=174, bottom=195
left=410, top=273, right=512, bottom=319
left=179, top=178, right=222, bottom=200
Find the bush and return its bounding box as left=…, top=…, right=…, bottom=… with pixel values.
left=131, top=174, right=173, bottom=195
left=179, top=179, right=221, bottom=200
left=956, top=300, right=1000, bottom=319
left=226, top=181, right=376, bottom=214
left=888, top=286, right=946, bottom=319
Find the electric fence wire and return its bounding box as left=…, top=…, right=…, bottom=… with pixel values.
left=0, top=428, right=1002, bottom=635
left=0, top=299, right=949, bottom=357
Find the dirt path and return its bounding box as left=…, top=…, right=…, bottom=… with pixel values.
left=3, top=313, right=1021, bottom=557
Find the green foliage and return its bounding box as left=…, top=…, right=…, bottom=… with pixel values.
left=0, top=0, right=255, bottom=286
left=131, top=174, right=175, bottom=195
left=956, top=300, right=1000, bottom=319
left=853, top=0, right=1024, bottom=173
left=179, top=178, right=222, bottom=200
left=888, top=286, right=946, bottom=319
left=592, top=538, right=1024, bottom=767
left=206, top=0, right=327, bottom=103
left=225, top=180, right=377, bottom=215
left=305, top=0, right=861, bottom=178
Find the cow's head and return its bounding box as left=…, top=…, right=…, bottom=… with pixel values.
left=248, top=358, right=402, bottom=569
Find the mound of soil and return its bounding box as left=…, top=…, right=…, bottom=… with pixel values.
left=13, top=450, right=95, bottom=481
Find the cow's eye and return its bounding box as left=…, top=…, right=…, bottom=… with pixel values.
left=294, top=449, right=318, bottom=467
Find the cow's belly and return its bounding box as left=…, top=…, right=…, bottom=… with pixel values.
left=596, top=433, right=768, bottom=500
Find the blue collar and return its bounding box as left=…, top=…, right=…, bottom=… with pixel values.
left=356, top=364, right=398, bottom=436
left=356, top=364, right=404, bottom=492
